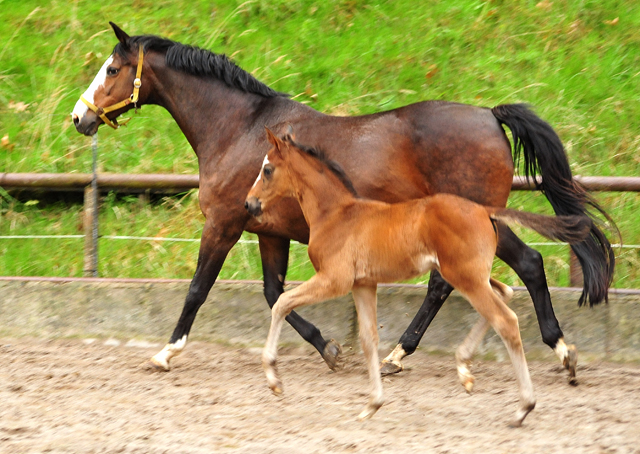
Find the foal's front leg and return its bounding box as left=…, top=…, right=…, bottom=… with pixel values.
left=352, top=285, right=384, bottom=420
left=263, top=275, right=347, bottom=395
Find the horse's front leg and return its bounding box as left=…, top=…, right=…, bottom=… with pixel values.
left=259, top=235, right=342, bottom=370
left=263, top=275, right=347, bottom=396
left=380, top=270, right=453, bottom=375
left=150, top=218, right=243, bottom=371
left=495, top=224, right=577, bottom=384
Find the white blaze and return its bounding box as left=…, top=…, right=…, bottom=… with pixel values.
left=71, top=55, right=114, bottom=120
left=252, top=154, right=271, bottom=188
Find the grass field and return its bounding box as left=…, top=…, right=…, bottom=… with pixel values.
left=1, top=0, right=639, bottom=287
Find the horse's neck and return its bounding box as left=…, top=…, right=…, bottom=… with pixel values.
left=288, top=157, right=357, bottom=228
left=150, top=63, right=268, bottom=154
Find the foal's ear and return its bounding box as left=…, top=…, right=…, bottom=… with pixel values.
left=110, top=22, right=131, bottom=46
left=265, top=127, right=284, bottom=155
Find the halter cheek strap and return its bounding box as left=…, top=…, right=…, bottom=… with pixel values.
left=80, top=45, right=144, bottom=130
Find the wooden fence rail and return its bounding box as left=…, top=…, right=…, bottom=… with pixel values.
left=2, top=173, right=639, bottom=280
left=3, top=173, right=640, bottom=193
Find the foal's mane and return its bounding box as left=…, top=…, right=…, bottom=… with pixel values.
left=114, top=35, right=287, bottom=98
left=286, top=138, right=359, bottom=197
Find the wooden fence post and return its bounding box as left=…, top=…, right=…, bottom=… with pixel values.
left=83, top=185, right=98, bottom=277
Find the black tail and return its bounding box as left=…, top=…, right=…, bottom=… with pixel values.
left=491, top=103, right=616, bottom=306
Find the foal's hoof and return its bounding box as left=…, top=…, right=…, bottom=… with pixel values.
left=380, top=359, right=403, bottom=376
left=358, top=402, right=383, bottom=421
left=564, top=344, right=578, bottom=386
left=509, top=401, right=536, bottom=428
left=461, top=375, right=475, bottom=394
left=268, top=379, right=284, bottom=396
left=456, top=363, right=475, bottom=393
left=321, top=339, right=343, bottom=371
left=270, top=384, right=283, bottom=396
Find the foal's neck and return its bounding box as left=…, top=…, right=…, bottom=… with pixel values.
left=287, top=154, right=358, bottom=228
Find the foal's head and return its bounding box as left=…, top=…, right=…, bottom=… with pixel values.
left=245, top=128, right=297, bottom=218
left=245, top=128, right=359, bottom=219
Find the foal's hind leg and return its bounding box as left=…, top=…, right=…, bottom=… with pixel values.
left=352, top=285, right=384, bottom=420
left=456, top=280, right=535, bottom=427
left=456, top=279, right=513, bottom=393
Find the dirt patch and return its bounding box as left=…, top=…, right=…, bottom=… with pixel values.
left=1, top=338, right=639, bottom=453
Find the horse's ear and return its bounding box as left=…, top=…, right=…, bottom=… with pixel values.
left=283, top=124, right=296, bottom=142
left=110, top=22, right=130, bottom=46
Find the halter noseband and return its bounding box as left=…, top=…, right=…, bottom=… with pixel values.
left=80, top=45, right=144, bottom=130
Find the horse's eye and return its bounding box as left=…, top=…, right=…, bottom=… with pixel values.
left=106, top=67, right=119, bottom=76
left=263, top=167, right=273, bottom=178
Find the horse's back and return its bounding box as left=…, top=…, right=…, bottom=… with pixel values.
left=285, top=100, right=515, bottom=207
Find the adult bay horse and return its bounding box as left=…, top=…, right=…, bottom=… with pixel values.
left=245, top=129, right=592, bottom=425
left=71, top=23, right=614, bottom=380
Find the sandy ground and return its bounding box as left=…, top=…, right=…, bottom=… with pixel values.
left=1, top=338, right=639, bottom=454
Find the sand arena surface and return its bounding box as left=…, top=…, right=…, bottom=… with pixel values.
left=1, top=338, right=639, bottom=453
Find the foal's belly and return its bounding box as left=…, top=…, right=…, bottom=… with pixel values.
left=355, top=252, right=439, bottom=285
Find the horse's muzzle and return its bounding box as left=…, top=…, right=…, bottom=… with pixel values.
left=72, top=113, right=99, bottom=136
left=245, top=196, right=263, bottom=217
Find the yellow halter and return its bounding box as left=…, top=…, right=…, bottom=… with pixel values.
left=80, top=45, right=144, bottom=129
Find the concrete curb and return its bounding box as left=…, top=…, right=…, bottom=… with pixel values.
left=1, top=279, right=638, bottom=362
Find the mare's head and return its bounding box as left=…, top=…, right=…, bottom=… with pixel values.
left=245, top=128, right=297, bottom=219
left=72, top=23, right=150, bottom=135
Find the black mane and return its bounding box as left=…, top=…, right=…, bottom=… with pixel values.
left=287, top=138, right=359, bottom=197
left=114, top=35, right=287, bottom=98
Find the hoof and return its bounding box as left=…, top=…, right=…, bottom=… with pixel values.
left=268, top=380, right=283, bottom=396
left=380, top=359, right=403, bottom=376
left=509, top=401, right=536, bottom=428
left=358, top=402, right=382, bottom=421
left=321, top=339, right=343, bottom=371
left=563, top=344, right=578, bottom=385
left=457, top=363, right=475, bottom=393
left=462, top=376, right=475, bottom=394
left=148, top=356, right=170, bottom=372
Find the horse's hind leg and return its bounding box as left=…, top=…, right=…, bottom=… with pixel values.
left=457, top=280, right=535, bottom=427
left=496, top=224, right=577, bottom=383
left=381, top=270, right=453, bottom=375
left=352, top=285, right=384, bottom=420
left=259, top=235, right=342, bottom=370
left=456, top=278, right=513, bottom=393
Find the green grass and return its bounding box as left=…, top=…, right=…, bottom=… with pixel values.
left=1, top=0, right=639, bottom=286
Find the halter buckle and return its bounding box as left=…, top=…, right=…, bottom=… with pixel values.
left=133, top=78, right=142, bottom=89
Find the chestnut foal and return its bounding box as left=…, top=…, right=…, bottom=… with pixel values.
left=245, top=129, right=592, bottom=426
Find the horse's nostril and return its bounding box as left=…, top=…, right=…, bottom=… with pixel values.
left=72, top=113, right=80, bottom=126
left=244, top=201, right=249, bottom=210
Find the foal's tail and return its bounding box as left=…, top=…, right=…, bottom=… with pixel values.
left=488, top=208, right=592, bottom=245
left=491, top=103, right=616, bottom=306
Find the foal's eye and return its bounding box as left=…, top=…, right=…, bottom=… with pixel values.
left=106, top=67, right=119, bottom=76
left=263, top=167, right=273, bottom=177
